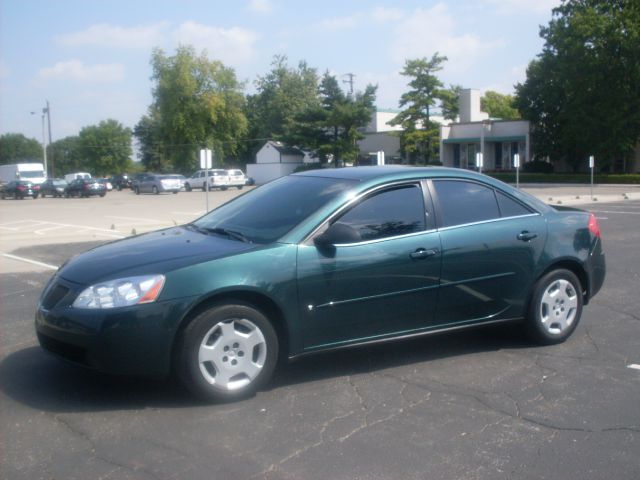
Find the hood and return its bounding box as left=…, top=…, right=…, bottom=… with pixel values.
left=59, top=226, right=257, bottom=285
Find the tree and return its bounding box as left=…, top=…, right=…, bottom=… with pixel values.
left=133, top=111, right=170, bottom=172
left=245, top=56, right=319, bottom=159
left=148, top=46, right=248, bottom=172
left=515, top=0, right=640, bottom=172
left=440, top=84, right=463, bottom=121
left=391, top=54, right=448, bottom=164
left=289, top=72, right=377, bottom=165
left=481, top=91, right=521, bottom=119
left=0, top=133, right=42, bottom=165
left=50, top=136, right=83, bottom=176
left=78, top=119, right=132, bottom=175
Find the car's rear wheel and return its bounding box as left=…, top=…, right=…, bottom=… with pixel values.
left=526, top=269, right=583, bottom=345
left=152, top=185, right=159, bottom=195
left=177, top=303, right=278, bottom=402
left=237, top=186, right=243, bottom=190
left=134, top=186, right=140, bottom=195
left=185, top=183, right=192, bottom=192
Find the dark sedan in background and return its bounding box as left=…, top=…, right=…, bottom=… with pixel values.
left=64, top=178, right=107, bottom=198
left=39, top=178, right=68, bottom=197
left=36, top=167, right=605, bottom=402
left=1, top=180, right=39, bottom=199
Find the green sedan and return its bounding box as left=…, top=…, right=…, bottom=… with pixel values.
left=36, top=166, right=606, bottom=401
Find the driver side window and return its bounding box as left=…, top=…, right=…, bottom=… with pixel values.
left=334, top=184, right=426, bottom=243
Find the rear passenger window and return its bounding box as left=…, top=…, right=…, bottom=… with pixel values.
left=496, top=191, right=532, bottom=217
left=433, top=180, right=500, bottom=228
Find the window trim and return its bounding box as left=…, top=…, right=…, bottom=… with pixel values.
left=303, top=180, right=432, bottom=246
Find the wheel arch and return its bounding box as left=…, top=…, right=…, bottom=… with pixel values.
left=170, top=290, right=290, bottom=371
left=535, top=259, right=589, bottom=305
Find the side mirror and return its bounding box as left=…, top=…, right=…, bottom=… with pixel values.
left=314, top=223, right=361, bottom=248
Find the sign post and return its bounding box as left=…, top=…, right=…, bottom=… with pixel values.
left=200, top=148, right=213, bottom=211
left=589, top=155, right=595, bottom=200
left=513, top=153, right=520, bottom=189
left=475, top=152, right=484, bottom=173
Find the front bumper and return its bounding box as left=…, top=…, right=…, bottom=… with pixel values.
left=35, top=275, right=193, bottom=377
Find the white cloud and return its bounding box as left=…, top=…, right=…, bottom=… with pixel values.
left=247, top=0, right=273, bottom=14
left=317, top=14, right=361, bottom=31
left=389, top=4, right=504, bottom=72
left=481, top=0, right=561, bottom=14
left=173, top=22, right=259, bottom=64
left=37, top=60, right=125, bottom=83
left=56, top=22, right=168, bottom=48
left=371, top=7, right=405, bottom=23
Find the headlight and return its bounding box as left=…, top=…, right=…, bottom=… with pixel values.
left=72, top=274, right=165, bottom=309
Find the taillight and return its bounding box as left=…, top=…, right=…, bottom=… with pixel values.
left=588, top=213, right=601, bottom=238
left=17, top=185, right=25, bottom=191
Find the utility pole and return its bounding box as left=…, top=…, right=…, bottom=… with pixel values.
left=44, top=100, right=54, bottom=176
left=342, top=73, right=355, bottom=97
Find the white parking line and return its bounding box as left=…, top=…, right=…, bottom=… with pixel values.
left=2, top=253, right=58, bottom=270
left=627, top=364, right=640, bottom=371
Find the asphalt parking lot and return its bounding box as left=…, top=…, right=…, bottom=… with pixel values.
left=1, top=188, right=639, bottom=479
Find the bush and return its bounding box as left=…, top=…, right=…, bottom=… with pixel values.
left=293, top=163, right=324, bottom=173
left=523, top=160, right=554, bottom=173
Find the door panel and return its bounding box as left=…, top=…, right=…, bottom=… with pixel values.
left=297, top=232, right=441, bottom=349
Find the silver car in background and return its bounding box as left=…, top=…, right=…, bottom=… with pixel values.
left=133, top=174, right=181, bottom=195
left=184, top=169, right=230, bottom=191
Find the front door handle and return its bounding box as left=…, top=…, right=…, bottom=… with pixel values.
left=517, top=231, right=538, bottom=241
left=410, top=248, right=438, bottom=260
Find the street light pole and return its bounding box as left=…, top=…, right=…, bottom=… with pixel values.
left=44, top=100, right=54, bottom=176
left=31, top=110, right=47, bottom=175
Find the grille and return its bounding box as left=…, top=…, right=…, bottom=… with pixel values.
left=41, top=284, right=70, bottom=310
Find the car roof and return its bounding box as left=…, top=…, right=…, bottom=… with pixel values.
left=293, top=165, right=485, bottom=182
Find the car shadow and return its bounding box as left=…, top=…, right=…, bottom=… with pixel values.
left=0, top=324, right=533, bottom=413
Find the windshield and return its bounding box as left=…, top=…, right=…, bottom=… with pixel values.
left=193, top=175, right=356, bottom=244
left=20, top=170, right=45, bottom=179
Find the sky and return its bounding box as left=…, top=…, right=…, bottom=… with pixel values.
left=0, top=0, right=561, bottom=143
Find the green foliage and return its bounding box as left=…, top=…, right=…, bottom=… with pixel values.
left=78, top=119, right=132, bottom=176
left=245, top=56, right=319, bottom=160
left=522, top=160, right=554, bottom=173
left=440, top=84, right=463, bottom=121
left=149, top=46, right=248, bottom=172
left=488, top=172, right=640, bottom=184
left=515, top=0, right=640, bottom=172
left=0, top=133, right=42, bottom=164
left=133, top=112, right=170, bottom=172
left=50, top=136, right=83, bottom=176
left=481, top=91, right=521, bottom=119
left=289, top=72, right=377, bottom=165
left=390, top=53, right=448, bottom=163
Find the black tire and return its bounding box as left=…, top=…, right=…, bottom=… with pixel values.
left=177, top=302, right=278, bottom=402
left=202, top=182, right=207, bottom=191
left=117, top=185, right=122, bottom=191
left=134, top=186, right=140, bottom=195
left=221, top=186, right=228, bottom=191
left=99, top=193, right=106, bottom=197
left=152, top=185, right=159, bottom=195
left=173, top=191, right=178, bottom=194
left=185, top=183, right=192, bottom=192
left=64, top=191, right=69, bottom=198
left=33, top=193, right=38, bottom=199
left=525, top=269, right=583, bottom=345
left=237, top=186, right=243, bottom=190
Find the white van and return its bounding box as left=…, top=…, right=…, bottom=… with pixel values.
left=0, top=163, right=46, bottom=185
left=64, top=172, right=92, bottom=183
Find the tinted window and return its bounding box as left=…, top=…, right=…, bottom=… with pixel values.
left=336, top=185, right=426, bottom=242
left=433, top=180, right=500, bottom=227
left=194, top=176, right=356, bottom=244
left=496, top=190, right=532, bottom=217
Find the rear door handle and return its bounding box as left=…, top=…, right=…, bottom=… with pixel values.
left=410, top=248, right=438, bottom=260
left=517, top=231, right=538, bottom=241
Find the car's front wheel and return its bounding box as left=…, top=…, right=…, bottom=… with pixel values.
left=185, top=183, right=192, bottom=192
left=526, top=269, right=583, bottom=345
left=152, top=185, right=159, bottom=195
left=177, top=302, right=278, bottom=402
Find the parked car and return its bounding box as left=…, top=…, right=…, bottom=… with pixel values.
left=184, top=169, right=229, bottom=191
left=64, top=178, right=107, bottom=198
left=245, top=176, right=256, bottom=186
left=39, top=178, right=68, bottom=197
left=111, top=174, right=132, bottom=191
left=227, top=169, right=246, bottom=189
left=175, top=174, right=187, bottom=191
left=98, top=178, right=113, bottom=191
left=133, top=173, right=181, bottom=195
left=35, top=167, right=605, bottom=402
left=1, top=180, right=39, bottom=199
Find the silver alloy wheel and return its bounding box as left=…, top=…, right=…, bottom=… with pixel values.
left=197, top=318, right=267, bottom=391
left=539, top=278, right=578, bottom=335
